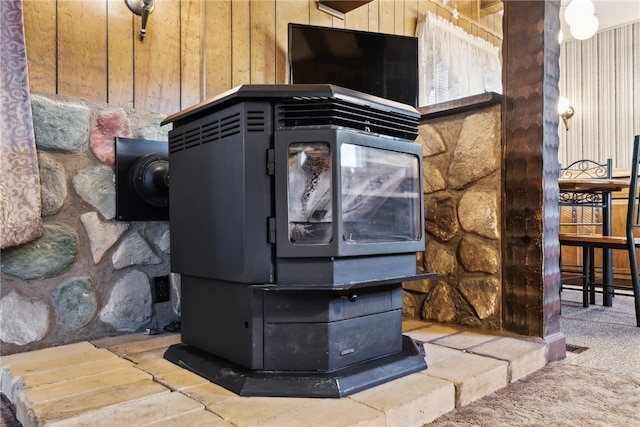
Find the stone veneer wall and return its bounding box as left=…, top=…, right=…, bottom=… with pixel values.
left=0, top=93, right=179, bottom=355
left=403, top=104, right=502, bottom=330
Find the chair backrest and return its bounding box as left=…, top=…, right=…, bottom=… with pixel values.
left=560, top=158, right=612, bottom=179
left=559, top=158, right=613, bottom=233
left=626, top=135, right=640, bottom=239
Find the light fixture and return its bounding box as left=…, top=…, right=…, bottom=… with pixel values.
left=564, top=0, right=594, bottom=26
left=124, top=0, right=154, bottom=41
left=570, top=14, right=599, bottom=40
left=558, top=96, right=575, bottom=131
left=562, top=0, right=599, bottom=41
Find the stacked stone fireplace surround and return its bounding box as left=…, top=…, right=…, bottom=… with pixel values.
left=0, top=91, right=502, bottom=355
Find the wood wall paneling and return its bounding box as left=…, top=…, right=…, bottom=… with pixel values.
left=344, top=2, right=370, bottom=31
left=368, top=0, right=380, bottom=33
left=309, top=0, right=334, bottom=26
left=231, top=0, right=251, bottom=87
left=107, top=0, right=134, bottom=109
left=274, top=1, right=310, bottom=85
left=23, top=0, right=57, bottom=94
left=250, top=0, right=276, bottom=84
left=133, top=0, right=181, bottom=115
left=180, top=0, right=204, bottom=108
left=377, top=0, right=394, bottom=34
left=23, top=0, right=503, bottom=115
left=394, top=0, right=404, bottom=35
left=204, top=1, right=232, bottom=99
left=404, top=0, right=418, bottom=36
left=57, top=1, right=108, bottom=102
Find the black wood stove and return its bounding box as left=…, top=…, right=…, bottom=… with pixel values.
left=162, top=85, right=435, bottom=397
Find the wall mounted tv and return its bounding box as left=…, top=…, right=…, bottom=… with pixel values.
left=288, top=23, right=418, bottom=108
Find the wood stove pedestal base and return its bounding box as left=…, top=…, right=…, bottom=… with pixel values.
left=164, top=334, right=426, bottom=398
left=164, top=276, right=432, bottom=397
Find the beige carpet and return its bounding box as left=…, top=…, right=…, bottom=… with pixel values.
left=427, top=361, right=640, bottom=426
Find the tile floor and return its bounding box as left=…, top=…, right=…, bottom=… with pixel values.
left=0, top=321, right=548, bottom=426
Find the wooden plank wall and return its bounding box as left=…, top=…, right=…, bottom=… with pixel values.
left=23, top=0, right=503, bottom=115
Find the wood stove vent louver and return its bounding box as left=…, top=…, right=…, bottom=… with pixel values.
left=169, top=109, right=267, bottom=153
left=277, top=96, right=419, bottom=141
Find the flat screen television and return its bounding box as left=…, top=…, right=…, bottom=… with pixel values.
left=288, top=23, right=419, bottom=108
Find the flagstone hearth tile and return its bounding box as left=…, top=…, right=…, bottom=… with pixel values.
left=0, top=342, right=100, bottom=370
left=91, top=331, right=161, bottom=348
left=243, top=397, right=386, bottom=427
left=20, top=356, right=133, bottom=390
left=350, top=372, right=455, bottom=425
left=46, top=390, right=203, bottom=426
left=134, top=354, right=185, bottom=377
left=21, top=367, right=152, bottom=404
left=2, top=347, right=120, bottom=400
left=429, top=330, right=501, bottom=350
left=469, top=337, right=547, bottom=382
left=154, top=368, right=211, bottom=391
left=425, top=352, right=508, bottom=407
left=145, top=409, right=233, bottom=426
left=17, top=379, right=169, bottom=426
left=207, top=395, right=314, bottom=426
left=123, top=346, right=169, bottom=364
left=403, top=323, right=462, bottom=343
left=401, top=319, right=433, bottom=331
left=101, top=333, right=181, bottom=357
left=180, top=382, right=238, bottom=408
left=423, top=342, right=467, bottom=365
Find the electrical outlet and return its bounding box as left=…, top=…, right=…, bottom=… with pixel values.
left=152, top=275, right=171, bottom=303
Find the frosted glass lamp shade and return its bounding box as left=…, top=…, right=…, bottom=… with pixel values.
left=570, top=15, right=599, bottom=40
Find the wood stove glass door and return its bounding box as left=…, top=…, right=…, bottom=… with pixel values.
left=287, top=142, right=333, bottom=244
left=341, top=143, right=421, bottom=244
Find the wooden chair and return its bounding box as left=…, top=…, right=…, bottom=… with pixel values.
left=559, top=158, right=612, bottom=299
left=559, top=135, right=640, bottom=327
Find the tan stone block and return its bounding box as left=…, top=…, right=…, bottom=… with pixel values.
left=423, top=343, right=465, bottom=365
left=181, top=382, right=237, bottom=407
left=432, top=330, right=501, bottom=350
left=0, top=342, right=98, bottom=368
left=350, top=372, right=455, bottom=425
left=135, top=356, right=183, bottom=377
left=401, top=318, right=432, bottom=331
left=17, top=378, right=169, bottom=426
left=22, top=366, right=151, bottom=404
left=108, top=333, right=182, bottom=357
left=425, top=352, right=508, bottom=407
left=9, top=348, right=117, bottom=377
left=91, top=332, right=152, bottom=348
left=248, top=397, right=385, bottom=427
left=404, top=323, right=460, bottom=343
left=470, top=337, right=548, bottom=382
left=155, top=368, right=209, bottom=390
left=147, top=409, right=233, bottom=426
left=208, top=396, right=313, bottom=426
left=22, top=356, right=133, bottom=389
left=126, top=347, right=168, bottom=364
left=47, top=390, right=203, bottom=426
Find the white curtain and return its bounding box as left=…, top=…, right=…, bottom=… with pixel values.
left=416, top=12, right=502, bottom=106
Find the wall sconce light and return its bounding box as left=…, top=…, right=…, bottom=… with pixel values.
left=558, top=96, right=575, bottom=131
left=124, top=0, right=154, bottom=41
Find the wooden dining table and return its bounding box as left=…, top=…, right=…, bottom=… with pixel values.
left=558, top=178, right=631, bottom=306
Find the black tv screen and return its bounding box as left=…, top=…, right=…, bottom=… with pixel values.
left=288, top=23, right=418, bottom=108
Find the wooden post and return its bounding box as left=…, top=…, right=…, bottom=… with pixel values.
left=501, top=0, right=565, bottom=361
